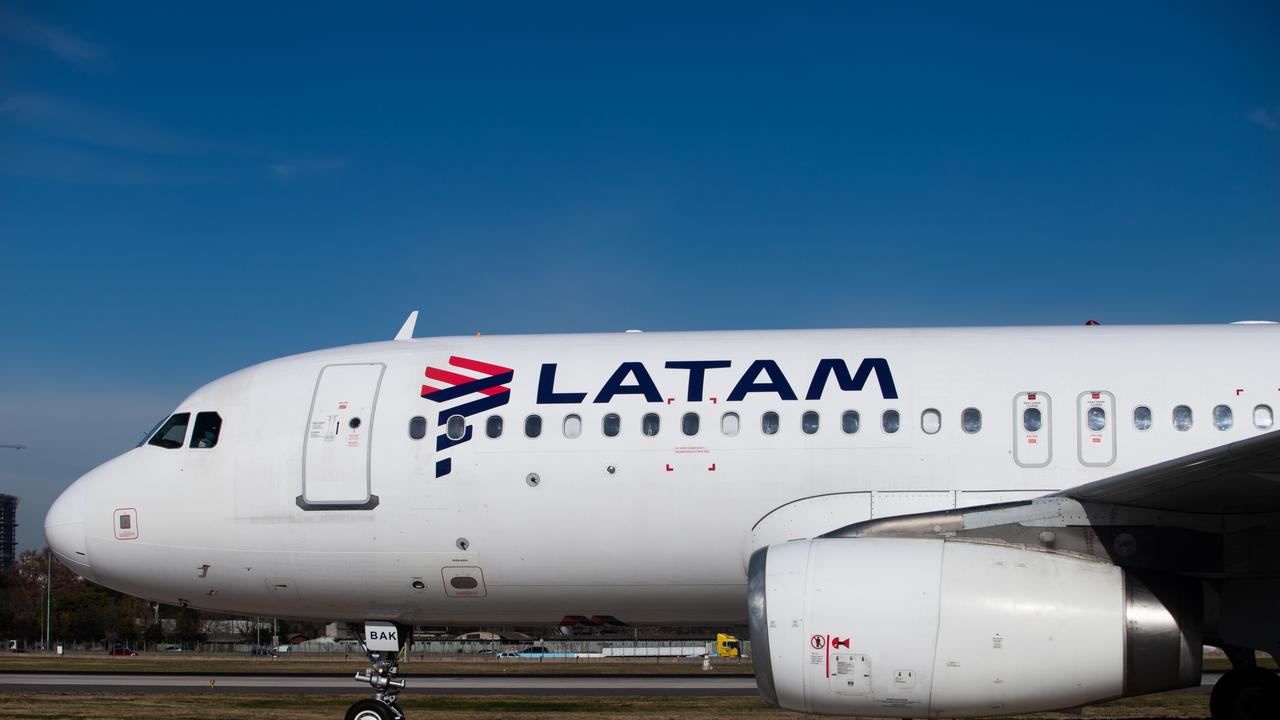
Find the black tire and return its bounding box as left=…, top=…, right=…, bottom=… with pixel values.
left=1212, top=670, right=1246, bottom=720
left=345, top=699, right=398, bottom=720
left=1211, top=668, right=1280, bottom=720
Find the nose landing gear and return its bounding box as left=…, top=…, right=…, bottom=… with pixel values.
left=346, top=621, right=409, bottom=720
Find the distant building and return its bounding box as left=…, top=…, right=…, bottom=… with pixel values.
left=0, top=494, right=17, bottom=573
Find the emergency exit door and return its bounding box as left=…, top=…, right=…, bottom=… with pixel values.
left=1013, top=391, right=1051, bottom=467
left=299, top=363, right=385, bottom=509
left=1077, top=390, right=1116, bottom=467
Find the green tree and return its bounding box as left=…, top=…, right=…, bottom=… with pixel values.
left=2, top=547, right=143, bottom=647
left=144, top=621, right=164, bottom=647
left=175, top=607, right=203, bottom=646
left=3, top=550, right=52, bottom=643
left=113, top=596, right=149, bottom=646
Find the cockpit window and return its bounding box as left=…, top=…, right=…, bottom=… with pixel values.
left=148, top=413, right=190, bottom=449
left=189, top=412, right=222, bottom=448
left=138, top=416, right=168, bottom=447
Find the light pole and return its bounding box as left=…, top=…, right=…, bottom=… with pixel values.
left=1, top=444, right=30, bottom=646
left=45, top=548, right=51, bottom=652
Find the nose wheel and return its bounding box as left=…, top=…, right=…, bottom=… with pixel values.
left=347, top=621, right=409, bottom=720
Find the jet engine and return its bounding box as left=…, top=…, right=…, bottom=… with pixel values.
left=747, top=538, right=1200, bottom=718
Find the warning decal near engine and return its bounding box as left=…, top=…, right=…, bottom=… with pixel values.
left=811, top=634, right=855, bottom=678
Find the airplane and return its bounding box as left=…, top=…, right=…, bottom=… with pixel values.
left=43, top=314, right=1280, bottom=720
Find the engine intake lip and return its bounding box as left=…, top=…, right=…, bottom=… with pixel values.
left=747, top=546, right=778, bottom=707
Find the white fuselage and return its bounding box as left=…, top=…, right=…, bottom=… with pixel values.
left=44, top=324, right=1280, bottom=625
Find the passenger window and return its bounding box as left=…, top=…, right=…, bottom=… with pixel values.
left=563, top=414, right=582, bottom=438
left=921, top=409, right=941, bottom=434
left=486, top=415, right=503, bottom=439
left=190, top=412, right=222, bottom=448
left=409, top=416, right=427, bottom=440
left=1255, top=405, right=1274, bottom=429
left=1086, top=406, right=1106, bottom=432
left=642, top=412, right=660, bottom=436
left=1133, top=406, right=1152, bottom=431
left=1172, top=405, right=1193, bottom=431
left=525, top=415, right=542, bottom=438
left=1213, top=405, right=1233, bottom=431
left=802, top=411, right=819, bottom=435
left=841, top=410, right=860, bottom=434
left=762, top=411, right=780, bottom=435
left=446, top=415, right=466, bottom=441
left=602, top=413, right=620, bottom=437
left=147, top=413, right=190, bottom=449
left=961, top=408, right=981, bottom=434
left=682, top=412, right=700, bottom=436
left=882, top=410, right=900, bottom=434
left=1023, top=407, right=1043, bottom=433
left=721, top=412, right=740, bottom=436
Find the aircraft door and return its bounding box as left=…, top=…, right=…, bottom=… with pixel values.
left=1013, top=392, right=1051, bottom=467
left=1077, top=390, right=1116, bottom=467
left=299, top=363, right=385, bottom=509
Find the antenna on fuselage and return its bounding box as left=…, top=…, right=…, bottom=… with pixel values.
left=394, top=310, right=419, bottom=341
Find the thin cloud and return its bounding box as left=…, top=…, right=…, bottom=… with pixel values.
left=1249, top=107, right=1280, bottom=133
left=0, top=94, right=213, bottom=157
left=0, top=6, right=109, bottom=71
left=0, top=96, right=346, bottom=186
left=0, top=140, right=182, bottom=187
left=270, top=156, right=350, bottom=179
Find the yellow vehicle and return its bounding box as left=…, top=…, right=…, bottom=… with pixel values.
left=715, top=633, right=740, bottom=657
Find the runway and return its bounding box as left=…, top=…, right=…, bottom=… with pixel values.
left=0, top=672, right=759, bottom=696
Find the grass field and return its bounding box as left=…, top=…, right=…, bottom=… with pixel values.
left=0, top=691, right=1214, bottom=720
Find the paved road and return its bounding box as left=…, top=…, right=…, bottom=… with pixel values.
left=0, top=673, right=760, bottom=696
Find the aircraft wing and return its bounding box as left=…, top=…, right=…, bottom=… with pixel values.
left=825, top=429, right=1280, bottom=579
left=1053, top=428, right=1280, bottom=514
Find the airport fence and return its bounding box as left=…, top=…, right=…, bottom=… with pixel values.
left=12, top=637, right=752, bottom=662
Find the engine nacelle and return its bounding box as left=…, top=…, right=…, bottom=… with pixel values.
left=748, top=538, right=1200, bottom=718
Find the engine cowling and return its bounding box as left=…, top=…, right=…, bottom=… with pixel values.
left=747, top=538, right=1200, bottom=718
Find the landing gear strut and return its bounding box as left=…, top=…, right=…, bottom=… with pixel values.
left=346, top=621, right=409, bottom=720
left=1210, top=646, right=1280, bottom=720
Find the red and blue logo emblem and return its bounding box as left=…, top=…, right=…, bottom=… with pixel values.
left=421, top=356, right=513, bottom=477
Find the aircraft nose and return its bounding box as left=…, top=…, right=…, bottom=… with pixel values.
left=45, top=478, right=95, bottom=581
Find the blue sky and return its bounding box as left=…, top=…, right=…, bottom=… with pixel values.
left=2, top=2, right=1278, bottom=551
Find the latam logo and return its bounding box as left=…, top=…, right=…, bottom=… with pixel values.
left=421, top=356, right=514, bottom=478
left=536, top=358, right=898, bottom=404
